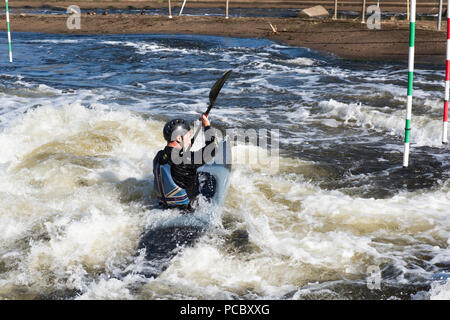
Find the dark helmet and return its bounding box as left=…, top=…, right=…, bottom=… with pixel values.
left=163, top=119, right=191, bottom=142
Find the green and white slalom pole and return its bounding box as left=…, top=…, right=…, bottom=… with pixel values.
left=5, top=0, right=12, bottom=62
left=403, top=0, right=416, bottom=168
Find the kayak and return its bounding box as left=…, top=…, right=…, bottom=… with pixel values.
left=138, top=70, right=233, bottom=277
left=198, top=138, right=232, bottom=207
left=138, top=139, right=232, bottom=277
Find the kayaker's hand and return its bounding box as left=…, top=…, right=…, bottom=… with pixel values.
left=201, top=114, right=210, bottom=127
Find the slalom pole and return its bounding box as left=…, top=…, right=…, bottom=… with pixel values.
left=333, top=0, right=338, bottom=20
left=407, top=0, right=410, bottom=21
left=442, top=0, right=450, bottom=144
left=5, top=0, right=12, bottom=62
left=403, top=0, right=416, bottom=167
left=361, top=0, right=366, bottom=24
left=168, top=0, right=172, bottom=18
left=225, top=0, right=229, bottom=19
left=179, top=0, right=187, bottom=16
left=438, top=0, right=443, bottom=30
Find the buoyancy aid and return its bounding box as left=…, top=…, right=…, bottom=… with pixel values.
left=153, top=150, right=190, bottom=208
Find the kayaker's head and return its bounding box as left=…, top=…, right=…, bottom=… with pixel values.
left=163, top=118, right=192, bottom=149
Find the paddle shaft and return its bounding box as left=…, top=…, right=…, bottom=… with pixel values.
left=188, top=70, right=232, bottom=151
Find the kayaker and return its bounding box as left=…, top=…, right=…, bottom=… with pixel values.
left=153, top=115, right=217, bottom=210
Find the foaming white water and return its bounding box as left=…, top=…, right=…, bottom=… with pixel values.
left=429, top=279, right=450, bottom=299
left=143, top=240, right=298, bottom=299
left=132, top=148, right=450, bottom=299
left=100, top=40, right=203, bottom=55
left=318, top=99, right=443, bottom=147
left=0, top=103, right=167, bottom=298
left=28, top=39, right=85, bottom=44
left=140, top=130, right=450, bottom=299
left=284, top=57, right=316, bottom=66
left=76, top=278, right=135, bottom=300
left=1, top=98, right=449, bottom=299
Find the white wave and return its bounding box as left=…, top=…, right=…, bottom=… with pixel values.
left=430, top=279, right=450, bottom=299
left=226, top=161, right=450, bottom=288
left=284, top=57, right=316, bottom=66
left=28, top=39, right=85, bottom=44
left=318, top=99, right=443, bottom=147
left=149, top=241, right=298, bottom=299
left=100, top=40, right=201, bottom=55
left=76, top=277, right=135, bottom=300
left=0, top=103, right=166, bottom=297
left=0, top=97, right=449, bottom=300
left=134, top=154, right=450, bottom=299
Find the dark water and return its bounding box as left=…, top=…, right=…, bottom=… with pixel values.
left=0, top=32, right=450, bottom=300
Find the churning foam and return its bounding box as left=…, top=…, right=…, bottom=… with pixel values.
left=100, top=40, right=204, bottom=55
left=0, top=103, right=167, bottom=297
left=429, top=279, right=450, bottom=299
left=2, top=103, right=450, bottom=299
left=2, top=33, right=450, bottom=299
left=132, top=153, right=450, bottom=299
left=318, top=99, right=443, bottom=147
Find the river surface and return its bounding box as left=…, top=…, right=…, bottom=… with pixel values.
left=1, top=32, right=450, bottom=300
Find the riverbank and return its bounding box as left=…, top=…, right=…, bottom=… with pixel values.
left=2, top=1, right=444, bottom=14
left=0, top=14, right=446, bottom=63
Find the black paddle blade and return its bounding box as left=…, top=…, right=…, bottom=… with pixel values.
left=206, top=70, right=232, bottom=115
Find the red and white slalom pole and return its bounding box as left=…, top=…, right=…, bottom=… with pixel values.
left=443, top=0, right=450, bottom=144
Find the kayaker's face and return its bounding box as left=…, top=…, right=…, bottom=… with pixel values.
left=176, top=131, right=191, bottom=149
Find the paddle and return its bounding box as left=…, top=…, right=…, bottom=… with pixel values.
left=205, top=69, right=232, bottom=117
left=189, top=70, right=232, bottom=150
